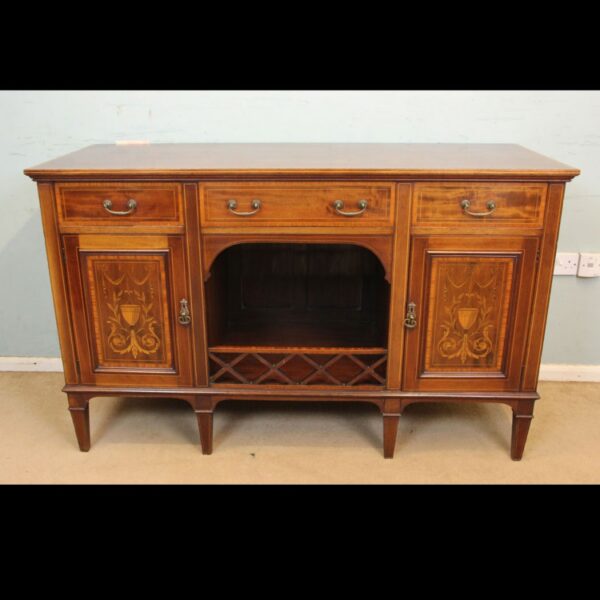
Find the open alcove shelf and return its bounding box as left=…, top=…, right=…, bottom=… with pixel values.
left=25, top=143, right=580, bottom=458
left=205, top=243, right=390, bottom=386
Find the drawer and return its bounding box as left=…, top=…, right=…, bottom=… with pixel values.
left=56, top=182, right=183, bottom=228
left=200, top=182, right=395, bottom=228
left=412, top=182, right=547, bottom=228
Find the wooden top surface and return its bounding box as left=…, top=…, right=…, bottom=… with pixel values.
left=24, top=143, right=580, bottom=180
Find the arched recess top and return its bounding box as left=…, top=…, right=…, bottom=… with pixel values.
left=202, top=235, right=394, bottom=283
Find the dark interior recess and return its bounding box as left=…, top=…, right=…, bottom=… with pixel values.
left=205, top=243, right=390, bottom=349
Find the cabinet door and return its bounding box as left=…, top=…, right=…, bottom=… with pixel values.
left=64, top=235, right=194, bottom=387
left=403, top=236, right=538, bottom=392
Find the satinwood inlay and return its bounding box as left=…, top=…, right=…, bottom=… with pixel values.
left=26, top=143, right=579, bottom=458
left=427, top=258, right=514, bottom=370
left=83, top=254, right=174, bottom=370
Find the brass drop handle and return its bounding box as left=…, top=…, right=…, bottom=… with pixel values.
left=103, top=198, right=137, bottom=216
left=227, top=199, right=262, bottom=216
left=333, top=199, right=368, bottom=217
left=404, top=302, right=417, bottom=329
left=460, top=199, right=496, bottom=217
left=178, top=299, right=191, bottom=326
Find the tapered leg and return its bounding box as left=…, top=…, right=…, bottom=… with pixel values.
left=67, top=393, right=91, bottom=452
left=196, top=411, right=214, bottom=455
left=383, top=414, right=400, bottom=459
left=511, top=400, right=535, bottom=461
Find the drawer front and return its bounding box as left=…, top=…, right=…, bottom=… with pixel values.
left=200, top=182, right=395, bottom=228
left=56, top=182, right=183, bottom=228
left=412, top=182, right=547, bottom=228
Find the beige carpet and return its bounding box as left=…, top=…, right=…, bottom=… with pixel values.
left=0, top=372, right=598, bottom=483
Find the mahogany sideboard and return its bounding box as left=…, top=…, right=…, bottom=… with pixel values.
left=25, top=143, right=580, bottom=458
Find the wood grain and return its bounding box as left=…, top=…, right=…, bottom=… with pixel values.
left=204, top=242, right=389, bottom=348
left=67, top=393, right=91, bottom=451
left=208, top=345, right=387, bottom=354
left=63, top=235, right=194, bottom=387
left=424, top=256, right=515, bottom=371
left=208, top=349, right=387, bottom=386
left=37, top=183, right=79, bottom=384
left=521, top=183, right=566, bottom=390
left=511, top=399, right=536, bottom=460
left=403, top=236, right=539, bottom=392
left=25, top=143, right=580, bottom=181
left=183, top=183, right=209, bottom=386
left=82, top=253, right=174, bottom=369
left=56, top=182, right=183, bottom=230
left=383, top=414, right=400, bottom=458
left=29, top=143, right=579, bottom=458
left=63, top=383, right=539, bottom=403
left=412, top=182, right=547, bottom=228
left=200, top=181, right=394, bottom=228
left=202, top=233, right=394, bottom=283
left=385, top=183, right=412, bottom=389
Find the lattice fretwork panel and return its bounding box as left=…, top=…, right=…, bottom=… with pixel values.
left=208, top=350, right=387, bottom=386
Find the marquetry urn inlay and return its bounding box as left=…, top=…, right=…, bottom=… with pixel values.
left=84, top=254, right=174, bottom=370
left=425, top=257, right=515, bottom=372
left=27, top=143, right=578, bottom=457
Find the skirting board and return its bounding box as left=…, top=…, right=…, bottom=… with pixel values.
left=0, top=357, right=599, bottom=382
left=538, top=364, right=600, bottom=382
left=0, top=357, right=64, bottom=372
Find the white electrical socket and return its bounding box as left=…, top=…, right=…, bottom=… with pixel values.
left=577, top=253, right=600, bottom=277
left=554, top=252, right=579, bottom=275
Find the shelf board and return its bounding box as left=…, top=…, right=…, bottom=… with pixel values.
left=209, top=345, right=387, bottom=355
left=215, top=318, right=387, bottom=349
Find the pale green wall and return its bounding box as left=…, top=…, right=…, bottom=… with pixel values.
left=0, top=91, right=598, bottom=363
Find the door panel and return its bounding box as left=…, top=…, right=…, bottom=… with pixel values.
left=403, top=236, right=538, bottom=391
left=83, top=253, right=174, bottom=371
left=425, top=256, right=515, bottom=373
left=64, top=235, right=194, bottom=386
